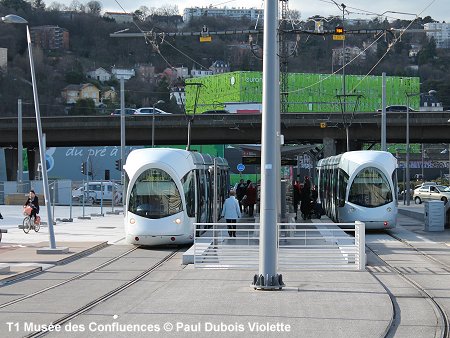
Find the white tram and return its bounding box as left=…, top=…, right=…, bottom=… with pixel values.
left=124, top=148, right=229, bottom=245
left=316, top=150, right=398, bottom=229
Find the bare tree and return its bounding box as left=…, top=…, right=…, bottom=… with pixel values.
left=156, top=5, right=179, bottom=16
left=135, top=5, right=150, bottom=21
left=86, top=1, right=102, bottom=15
left=69, top=0, right=85, bottom=12
left=48, top=1, right=65, bottom=11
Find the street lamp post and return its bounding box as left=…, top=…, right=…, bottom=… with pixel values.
left=405, top=96, right=411, bottom=205
left=2, top=14, right=66, bottom=253
left=17, top=99, right=23, bottom=192
left=152, top=100, right=165, bottom=147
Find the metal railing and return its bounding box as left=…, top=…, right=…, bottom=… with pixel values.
left=194, top=221, right=365, bottom=271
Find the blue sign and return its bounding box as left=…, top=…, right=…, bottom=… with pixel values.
left=237, top=163, right=245, bottom=172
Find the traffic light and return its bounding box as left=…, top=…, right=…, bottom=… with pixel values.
left=115, top=159, right=122, bottom=171
left=81, top=161, right=86, bottom=175
left=335, top=26, right=344, bottom=35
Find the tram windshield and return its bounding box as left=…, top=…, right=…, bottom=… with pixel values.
left=348, top=167, right=393, bottom=208
left=128, top=168, right=183, bottom=219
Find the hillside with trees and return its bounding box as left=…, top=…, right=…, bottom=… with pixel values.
left=0, top=0, right=449, bottom=117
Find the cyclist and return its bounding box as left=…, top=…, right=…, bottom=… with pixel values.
left=24, top=190, right=40, bottom=220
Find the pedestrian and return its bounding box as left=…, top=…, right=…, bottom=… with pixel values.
left=292, top=178, right=301, bottom=220
left=0, top=211, right=3, bottom=219
left=245, top=181, right=257, bottom=217
left=24, top=190, right=40, bottom=220
left=300, top=176, right=312, bottom=219
left=221, top=190, right=242, bottom=237
left=235, top=179, right=247, bottom=213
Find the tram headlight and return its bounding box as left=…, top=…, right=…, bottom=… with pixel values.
left=387, top=207, right=392, bottom=212
left=349, top=207, right=355, bottom=213
left=174, top=218, right=181, bottom=224
left=130, top=218, right=135, bottom=224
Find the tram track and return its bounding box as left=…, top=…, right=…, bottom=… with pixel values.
left=0, top=246, right=139, bottom=310
left=24, top=248, right=179, bottom=338
left=367, top=233, right=450, bottom=338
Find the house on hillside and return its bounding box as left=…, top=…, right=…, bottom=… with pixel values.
left=61, top=83, right=100, bottom=105
left=86, top=67, right=112, bottom=82
left=191, top=68, right=213, bottom=78
left=170, top=87, right=185, bottom=108
left=104, top=12, right=134, bottom=24
left=210, top=60, right=230, bottom=74
left=30, top=25, right=69, bottom=50
left=101, top=87, right=117, bottom=102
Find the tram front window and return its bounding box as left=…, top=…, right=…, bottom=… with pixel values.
left=348, top=167, right=393, bottom=208
left=128, top=168, right=182, bottom=219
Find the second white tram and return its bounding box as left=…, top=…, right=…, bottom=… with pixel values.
left=316, top=150, right=398, bottom=229
left=123, top=148, right=229, bottom=245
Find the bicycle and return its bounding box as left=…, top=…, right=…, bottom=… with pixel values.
left=23, top=206, right=40, bottom=234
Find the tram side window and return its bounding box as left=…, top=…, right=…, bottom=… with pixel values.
left=181, top=170, right=196, bottom=217
left=196, top=169, right=207, bottom=223
left=338, top=169, right=348, bottom=207
left=392, top=171, right=398, bottom=202
left=348, top=167, right=393, bottom=208
left=124, top=171, right=129, bottom=203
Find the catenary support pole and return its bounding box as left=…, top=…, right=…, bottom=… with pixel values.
left=252, top=0, right=284, bottom=290
left=381, top=72, right=386, bottom=151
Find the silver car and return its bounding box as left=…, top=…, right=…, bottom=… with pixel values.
left=413, top=185, right=450, bottom=204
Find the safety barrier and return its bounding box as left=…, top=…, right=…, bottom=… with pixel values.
left=194, top=221, right=365, bottom=271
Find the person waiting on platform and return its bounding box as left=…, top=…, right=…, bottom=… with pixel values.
left=221, top=190, right=242, bottom=237
left=292, top=178, right=301, bottom=220
left=235, top=179, right=247, bottom=213
left=24, top=190, right=40, bottom=219
left=245, top=180, right=257, bottom=217
left=300, top=176, right=312, bottom=219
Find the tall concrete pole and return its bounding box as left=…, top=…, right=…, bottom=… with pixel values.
left=381, top=72, right=386, bottom=151
left=406, top=97, right=411, bottom=206
left=17, top=99, right=23, bottom=192
left=252, top=0, right=284, bottom=290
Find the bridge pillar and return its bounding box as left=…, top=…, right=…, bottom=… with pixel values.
left=323, top=137, right=336, bottom=157
left=4, top=148, right=17, bottom=181
left=27, top=148, right=38, bottom=180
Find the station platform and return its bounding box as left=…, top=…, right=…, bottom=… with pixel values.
left=1, top=205, right=450, bottom=337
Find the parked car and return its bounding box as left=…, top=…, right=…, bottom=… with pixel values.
left=110, top=108, right=136, bottom=116
left=377, top=105, right=416, bottom=112
left=134, top=107, right=172, bottom=115
left=413, top=184, right=450, bottom=204
left=72, top=181, right=123, bottom=204
left=202, top=109, right=231, bottom=114
left=414, top=182, right=437, bottom=189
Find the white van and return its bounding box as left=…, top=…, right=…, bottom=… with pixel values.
left=72, top=181, right=122, bottom=204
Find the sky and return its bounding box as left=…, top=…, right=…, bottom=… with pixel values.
left=50, top=0, right=448, bottom=23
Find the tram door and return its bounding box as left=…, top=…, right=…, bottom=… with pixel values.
left=195, top=169, right=208, bottom=224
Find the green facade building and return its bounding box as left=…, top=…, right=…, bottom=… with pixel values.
left=185, top=71, right=420, bottom=113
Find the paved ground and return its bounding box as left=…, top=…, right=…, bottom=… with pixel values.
left=0, top=205, right=126, bottom=283
left=0, top=204, right=449, bottom=337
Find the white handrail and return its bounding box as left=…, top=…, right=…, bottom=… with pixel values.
left=194, top=221, right=365, bottom=270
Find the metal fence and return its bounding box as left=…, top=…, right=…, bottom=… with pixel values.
left=0, top=179, right=124, bottom=222
left=194, top=221, right=365, bottom=271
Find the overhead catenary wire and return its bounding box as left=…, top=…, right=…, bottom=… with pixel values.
left=350, top=0, right=437, bottom=93
left=285, top=0, right=437, bottom=95
left=114, top=0, right=209, bottom=71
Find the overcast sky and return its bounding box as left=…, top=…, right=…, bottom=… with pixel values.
left=51, top=0, right=448, bottom=22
